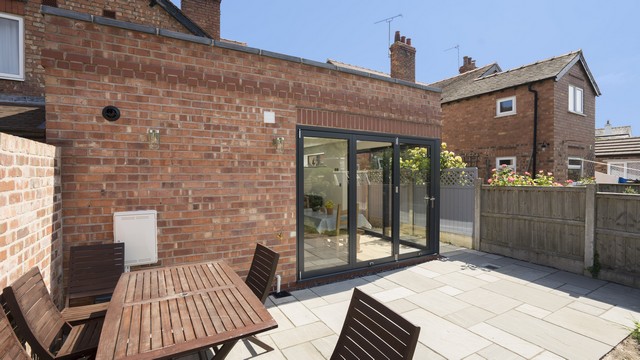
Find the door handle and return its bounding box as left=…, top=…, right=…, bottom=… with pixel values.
left=428, top=197, right=436, bottom=208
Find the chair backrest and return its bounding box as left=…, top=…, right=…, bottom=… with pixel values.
left=331, top=288, right=421, bottom=360
left=335, top=203, right=348, bottom=235
left=3, top=267, right=69, bottom=360
left=0, top=303, right=31, bottom=360
left=68, top=243, right=124, bottom=304
left=245, top=244, right=280, bottom=304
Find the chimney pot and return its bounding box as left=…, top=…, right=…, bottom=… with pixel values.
left=458, top=55, right=478, bottom=74
left=390, top=31, right=416, bottom=83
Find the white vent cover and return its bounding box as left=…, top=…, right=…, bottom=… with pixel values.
left=114, top=210, right=158, bottom=268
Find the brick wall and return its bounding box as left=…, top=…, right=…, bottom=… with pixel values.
left=0, top=0, right=194, bottom=101
left=0, top=133, right=63, bottom=306
left=442, top=80, right=555, bottom=180
left=0, top=1, right=44, bottom=99
left=42, top=14, right=440, bottom=287
left=181, top=0, right=221, bottom=39
left=553, top=63, right=596, bottom=180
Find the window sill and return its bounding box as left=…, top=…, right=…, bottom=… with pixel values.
left=568, top=110, right=586, bottom=117
left=0, top=75, right=25, bottom=82
left=495, top=112, right=516, bottom=118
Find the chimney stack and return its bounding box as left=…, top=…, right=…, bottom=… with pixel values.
left=390, top=31, right=416, bottom=83
left=458, top=56, right=477, bottom=74
left=181, top=0, right=222, bottom=40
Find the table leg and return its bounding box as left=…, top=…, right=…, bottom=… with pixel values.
left=211, top=340, right=239, bottom=360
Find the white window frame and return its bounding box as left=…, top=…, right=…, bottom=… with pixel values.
left=608, top=160, right=640, bottom=180
left=496, top=156, right=517, bottom=172
left=0, top=12, right=24, bottom=81
left=567, top=157, right=583, bottom=180
left=496, top=96, right=516, bottom=117
left=568, top=85, right=584, bottom=114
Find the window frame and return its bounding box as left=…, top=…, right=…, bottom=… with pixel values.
left=496, top=156, right=517, bottom=172
left=567, top=157, right=583, bottom=181
left=496, top=96, right=516, bottom=117
left=568, top=85, right=584, bottom=114
left=0, top=12, right=25, bottom=81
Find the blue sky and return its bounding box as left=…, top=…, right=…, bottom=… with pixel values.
left=172, top=0, right=640, bottom=134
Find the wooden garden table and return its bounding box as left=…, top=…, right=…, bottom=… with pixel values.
left=96, top=261, right=277, bottom=360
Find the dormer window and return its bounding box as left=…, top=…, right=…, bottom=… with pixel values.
left=0, top=12, right=24, bottom=81
left=568, top=85, right=584, bottom=114
left=496, top=96, right=516, bottom=117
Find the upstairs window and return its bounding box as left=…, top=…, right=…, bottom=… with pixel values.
left=0, top=13, right=24, bottom=81
left=568, top=85, right=583, bottom=114
left=496, top=96, right=516, bottom=116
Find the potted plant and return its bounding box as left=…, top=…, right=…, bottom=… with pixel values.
left=325, top=200, right=334, bottom=215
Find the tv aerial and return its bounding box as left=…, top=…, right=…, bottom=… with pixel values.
left=375, top=14, right=403, bottom=57
left=444, top=44, right=460, bottom=69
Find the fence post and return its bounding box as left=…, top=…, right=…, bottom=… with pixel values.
left=473, top=178, right=482, bottom=250
left=584, top=184, right=596, bottom=275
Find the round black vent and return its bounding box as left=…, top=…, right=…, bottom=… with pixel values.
left=102, top=106, right=121, bottom=121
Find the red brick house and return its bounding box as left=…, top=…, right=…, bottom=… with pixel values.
left=1, top=0, right=442, bottom=289
left=430, top=52, right=601, bottom=182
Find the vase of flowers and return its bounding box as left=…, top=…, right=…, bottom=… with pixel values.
left=325, top=200, right=334, bottom=215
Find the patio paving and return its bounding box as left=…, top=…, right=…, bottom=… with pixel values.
left=225, top=244, right=640, bottom=360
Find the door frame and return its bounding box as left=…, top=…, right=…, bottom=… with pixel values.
left=296, top=126, right=440, bottom=280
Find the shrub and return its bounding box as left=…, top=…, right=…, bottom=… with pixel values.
left=488, top=167, right=565, bottom=187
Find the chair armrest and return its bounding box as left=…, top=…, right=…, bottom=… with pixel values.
left=61, top=302, right=109, bottom=324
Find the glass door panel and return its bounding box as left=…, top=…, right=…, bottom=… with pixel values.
left=356, top=140, right=394, bottom=263
left=302, top=136, right=350, bottom=273
left=398, top=143, right=432, bottom=253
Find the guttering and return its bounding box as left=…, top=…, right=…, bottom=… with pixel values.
left=528, top=83, right=539, bottom=175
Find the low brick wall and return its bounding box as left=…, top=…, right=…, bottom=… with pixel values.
left=0, top=133, right=63, bottom=305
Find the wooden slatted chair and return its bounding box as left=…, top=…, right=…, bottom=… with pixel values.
left=0, top=301, right=30, bottom=360
left=60, top=243, right=124, bottom=323
left=2, top=267, right=103, bottom=360
left=210, top=243, right=280, bottom=359
left=331, top=288, right=421, bottom=360
left=67, top=242, right=124, bottom=306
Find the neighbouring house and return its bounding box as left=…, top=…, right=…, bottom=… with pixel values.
left=595, top=121, right=640, bottom=181
left=430, top=52, right=601, bottom=182
left=1, top=0, right=442, bottom=294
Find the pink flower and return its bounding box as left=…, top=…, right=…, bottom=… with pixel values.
left=487, top=179, right=493, bottom=184
left=539, top=170, right=544, bottom=173
left=491, top=168, right=496, bottom=172
left=547, top=172, right=553, bottom=176
left=508, top=177, right=514, bottom=183
left=501, top=164, right=508, bottom=168
left=566, top=179, right=574, bottom=183
left=524, top=172, right=531, bottom=176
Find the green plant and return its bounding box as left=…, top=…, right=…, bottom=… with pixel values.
left=325, top=200, right=334, bottom=209
left=632, top=320, right=640, bottom=343
left=623, top=186, right=639, bottom=194
left=579, top=177, right=596, bottom=185
left=440, top=142, right=467, bottom=171
left=488, top=167, right=568, bottom=187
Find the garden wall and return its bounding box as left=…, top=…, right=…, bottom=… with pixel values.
left=478, top=184, right=640, bottom=287
left=0, top=133, right=63, bottom=305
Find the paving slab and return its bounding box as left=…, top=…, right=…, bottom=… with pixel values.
left=469, top=322, right=544, bottom=358
left=404, top=308, right=492, bottom=359
left=434, top=271, right=489, bottom=291
left=384, top=268, right=446, bottom=292
left=407, top=288, right=471, bottom=317
left=493, top=264, right=555, bottom=284
left=371, top=286, right=416, bottom=303
left=538, top=270, right=607, bottom=291
left=566, top=300, right=608, bottom=316
left=383, top=298, right=420, bottom=314
left=269, top=322, right=334, bottom=349
left=277, top=300, right=320, bottom=327
left=457, top=287, right=522, bottom=315
left=444, top=306, right=496, bottom=328
left=544, top=307, right=629, bottom=346
left=483, top=279, right=573, bottom=312
left=476, top=344, right=525, bottom=360
left=281, top=342, right=325, bottom=360
left=487, top=310, right=612, bottom=360
left=310, top=335, right=337, bottom=359
left=413, top=342, right=447, bottom=360
left=515, top=303, right=552, bottom=319
left=310, top=300, right=350, bottom=334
